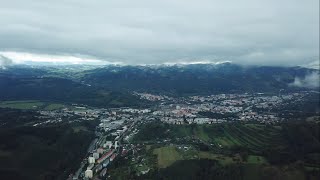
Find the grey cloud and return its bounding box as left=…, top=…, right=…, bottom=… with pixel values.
left=290, top=72, right=320, bottom=89
left=0, top=0, right=318, bottom=65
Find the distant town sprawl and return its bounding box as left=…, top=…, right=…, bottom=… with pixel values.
left=133, top=91, right=311, bottom=124
left=29, top=91, right=319, bottom=179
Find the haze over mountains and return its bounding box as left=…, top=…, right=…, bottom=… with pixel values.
left=0, top=63, right=319, bottom=108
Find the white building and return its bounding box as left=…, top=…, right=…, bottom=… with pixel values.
left=88, top=157, right=95, bottom=164
left=85, top=170, right=93, bottom=179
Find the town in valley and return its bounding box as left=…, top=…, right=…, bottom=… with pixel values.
left=30, top=91, right=318, bottom=180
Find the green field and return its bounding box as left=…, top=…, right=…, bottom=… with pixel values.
left=194, top=126, right=210, bottom=141
left=153, top=146, right=182, bottom=168
left=0, top=100, right=65, bottom=110
left=136, top=122, right=288, bottom=157
left=0, top=100, right=45, bottom=109
left=136, top=121, right=320, bottom=175
left=152, top=146, right=268, bottom=168
left=246, top=155, right=268, bottom=164
left=168, top=123, right=286, bottom=153
left=44, top=103, right=65, bottom=110
left=216, top=124, right=284, bottom=152
left=128, top=121, right=320, bottom=179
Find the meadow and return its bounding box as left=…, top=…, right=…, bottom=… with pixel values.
left=0, top=100, right=65, bottom=110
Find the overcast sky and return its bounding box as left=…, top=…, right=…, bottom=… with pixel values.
left=0, top=0, right=319, bottom=66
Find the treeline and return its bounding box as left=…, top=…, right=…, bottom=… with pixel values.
left=156, top=159, right=243, bottom=180
left=149, top=159, right=320, bottom=180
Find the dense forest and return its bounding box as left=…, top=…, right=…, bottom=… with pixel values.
left=0, top=108, right=96, bottom=180
left=0, top=75, right=143, bottom=108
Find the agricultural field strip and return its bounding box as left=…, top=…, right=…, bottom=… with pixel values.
left=0, top=100, right=65, bottom=110
left=221, top=126, right=243, bottom=146
left=224, top=124, right=286, bottom=151
left=231, top=125, right=271, bottom=146
left=241, top=125, right=285, bottom=146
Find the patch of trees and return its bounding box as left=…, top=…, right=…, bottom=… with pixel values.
left=133, top=122, right=172, bottom=141
left=155, top=159, right=244, bottom=180
left=0, top=108, right=40, bottom=128
left=263, top=121, right=320, bottom=165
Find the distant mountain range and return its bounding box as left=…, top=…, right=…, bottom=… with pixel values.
left=81, top=63, right=319, bottom=95
left=0, top=66, right=142, bottom=107
left=0, top=63, right=319, bottom=106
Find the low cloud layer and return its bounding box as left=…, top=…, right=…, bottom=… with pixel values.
left=0, top=55, right=13, bottom=68
left=290, top=72, right=320, bottom=89
left=0, top=0, right=319, bottom=65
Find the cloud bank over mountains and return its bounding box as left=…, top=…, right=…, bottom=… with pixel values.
left=290, top=72, right=320, bottom=89
left=0, top=0, right=319, bottom=66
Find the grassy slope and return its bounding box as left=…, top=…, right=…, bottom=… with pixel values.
left=153, top=146, right=182, bottom=168
left=133, top=122, right=320, bottom=179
